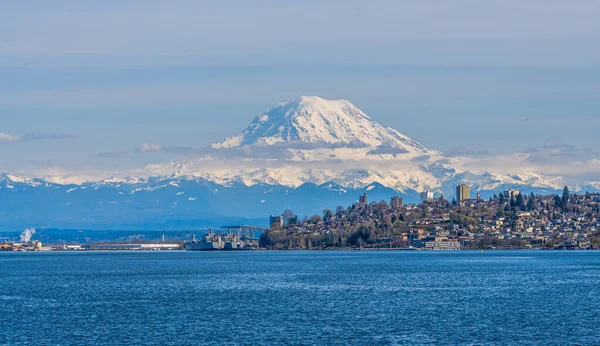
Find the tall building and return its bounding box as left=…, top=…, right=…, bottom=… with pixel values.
left=270, top=215, right=283, bottom=229
left=504, top=189, right=520, bottom=199
left=359, top=193, right=367, bottom=205
left=456, top=184, right=471, bottom=202
left=391, top=196, right=403, bottom=210
left=419, top=191, right=434, bottom=204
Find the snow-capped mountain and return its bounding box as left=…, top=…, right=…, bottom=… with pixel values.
left=153, top=96, right=563, bottom=193
left=0, top=96, right=594, bottom=230
left=212, top=96, right=433, bottom=155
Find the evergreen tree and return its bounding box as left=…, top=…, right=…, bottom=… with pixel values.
left=526, top=196, right=535, bottom=211
left=516, top=193, right=525, bottom=209
left=554, top=195, right=563, bottom=209
left=562, top=186, right=570, bottom=207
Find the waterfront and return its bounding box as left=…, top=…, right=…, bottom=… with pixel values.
left=1, top=251, right=599, bottom=345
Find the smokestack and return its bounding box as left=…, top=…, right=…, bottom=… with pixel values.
left=20, top=228, right=36, bottom=243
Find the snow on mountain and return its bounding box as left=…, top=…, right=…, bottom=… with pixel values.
left=2, top=96, right=597, bottom=229
left=144, top=160, right=191, bottom=177
left=0, top=96, right=585, bottom=210
left=89, top=96, right=565, bottom=196
left=212, top=96, right=434, bottom=155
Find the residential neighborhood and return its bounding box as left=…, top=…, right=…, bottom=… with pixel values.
left=260, top=186, right=600, bottom=250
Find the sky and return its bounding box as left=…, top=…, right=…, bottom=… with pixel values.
left=1, top=0, right=600, bottom=179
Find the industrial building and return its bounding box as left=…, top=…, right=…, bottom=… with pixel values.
left=81, top=242, right=182, bottom=250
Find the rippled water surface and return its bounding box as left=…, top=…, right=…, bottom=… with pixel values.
left=1, top=251, right=599, bottom=345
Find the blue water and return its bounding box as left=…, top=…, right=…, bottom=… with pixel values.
left=1, top=251, right=599, bottom=345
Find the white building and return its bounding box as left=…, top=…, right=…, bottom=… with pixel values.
left=504, top=189, right=521, bottom=199
left=419, top=191, right=434, bottom=203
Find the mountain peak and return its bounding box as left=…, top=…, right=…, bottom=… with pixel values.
left=211, top=96, right=431, bottom=154
left=289, top=95, right=358, bottom=111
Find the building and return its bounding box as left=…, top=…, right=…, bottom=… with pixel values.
left=414, top=236, right=461, bottom=250
left=270, top=215, right=284, bottom=229
left=456, top=184, right=471, bottom=202
left=359, top=193, right=368, bottom=205
left=419, top=191, right=434, bottom=204
left=81, top=243, right=182, bottom=250
left=424, top=240, right=461, bottom=250
left=504, top=189, right=521, bottom=199
left=390, top=196, right=403, bottom=210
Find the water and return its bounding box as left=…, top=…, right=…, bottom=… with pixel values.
left=1, top=251, right=599, bottom=345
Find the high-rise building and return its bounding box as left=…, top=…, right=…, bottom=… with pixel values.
left=391, top=196, right=403, bottom=210
left=456, top=184, right=471, bottom=202
left=270, top=215, right=283, bottom=229
left=359, top=193, right=367, bottom=205
left=419, top=191, right=434, bottom=203
left=504, top=189, right=520, bottom=199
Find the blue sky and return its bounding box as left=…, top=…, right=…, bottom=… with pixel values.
left=1, top=0, right=600, bottom=177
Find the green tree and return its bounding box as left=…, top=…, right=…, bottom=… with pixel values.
left=516, top=193, right=525, bottom=209
left=526, top=196, right=535, bottom=211
left=554, top=195, right=563, bottom=209
left=562, top=186, right=570, bottom=208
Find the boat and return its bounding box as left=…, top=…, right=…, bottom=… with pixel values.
left=184, top=229, right=223, bottom=251
left=184, top=229, right=246, bottom=251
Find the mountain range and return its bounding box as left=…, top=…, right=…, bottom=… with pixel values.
left=0, top=96, right=596, bottom=230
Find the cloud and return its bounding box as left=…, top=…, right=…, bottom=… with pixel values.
left=443, top=147, right=491, bottom=157
left=135, top=143, right=163, bottom=153
left=411, top=155, right=432, bottom=162
left=452, top=143, right=600, bottom=185
left=21, top=132, right=80, bottom=141
left=0, top=131, right=79, bottom=142
left=135, top=143, right=197, bottom=155
left=0, top=132, right=19, bottom=142
left=367, top=145, right=410, bottom=156
left=96, top=151, right=129, bottom=159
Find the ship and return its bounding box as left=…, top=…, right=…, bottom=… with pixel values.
left=184, top=229, right=245, bottom=251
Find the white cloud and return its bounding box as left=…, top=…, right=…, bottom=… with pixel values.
left=135, top=143, right=163, bottom=153
left=134, top=143, right=198, bottom=155
left=21, top=132, right=80, bottom=141
left=0, top=131, right=80, bottom=142
left=0, top=132, right=19, bottom=142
